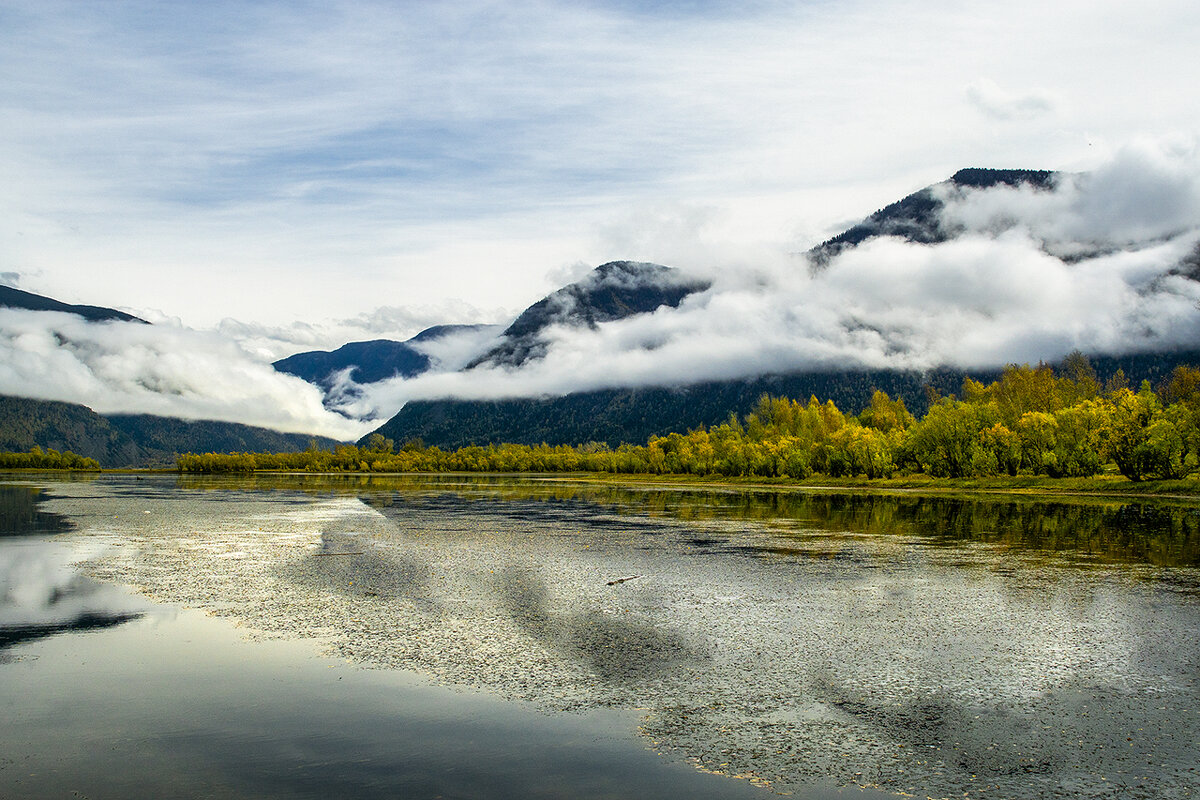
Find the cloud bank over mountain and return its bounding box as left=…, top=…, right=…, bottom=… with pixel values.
left=0, top=144, right=1196, bottom=438
left=0, top=310, right=372, bottom=440
left=6, top=1, right=1200, bottom=329
left=327, top=143, right=1200, bottom=421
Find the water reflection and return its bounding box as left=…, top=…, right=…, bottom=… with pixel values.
left=0, top=542, right=147, bottom=656
left=10, top=474, right=1200, bottom=799
left=0, top=483, right=145, bottom=656
left=0, top=484, right=73, bottom=537
left=169, top=472, right=1200, bottom=567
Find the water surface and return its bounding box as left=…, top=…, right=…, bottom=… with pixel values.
left=3, top=473, right=1198, bottom=799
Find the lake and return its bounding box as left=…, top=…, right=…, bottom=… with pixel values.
left=2, top=473, right=1198, bottom=799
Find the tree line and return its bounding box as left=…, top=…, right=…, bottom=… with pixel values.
left=0, top=446, right=101, bottom=470
left=178, top=359, right=1200, bottom=483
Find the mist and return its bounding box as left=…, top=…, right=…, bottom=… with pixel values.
left=0, top=310, right=373, bottom=440
left=3, top=145, right=1198, bottom=435
left=330, top=143, right=1200, bottom=421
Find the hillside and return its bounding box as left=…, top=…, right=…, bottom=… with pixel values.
left=105, top=415, right=342, bottom=466
left=0, top=285, right=148, bottom=324
left=363, top=368, right=977, bottom=450
left=0, top=395, right=344, bottom=467
left=0, top=396, right=142, bottom=466
left=367, top=352, right=1200, bottom=451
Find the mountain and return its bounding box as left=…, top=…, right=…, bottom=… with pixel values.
left=0, top=285, right=148, bottom=324
left=0, top=395, right=142, bottom=466
left=0, top=395, right=342, bottom=467
left=276, top=261, right=709, bottom=402
left=367, top=351, right=1200, bottom=450
left=273, top=324, right=493, bottom=388
left=362, top=167, right=1200, bottom=449
left=807, top=168, right=1058, bottom=268
left=468, top=260, right=710, bottom=368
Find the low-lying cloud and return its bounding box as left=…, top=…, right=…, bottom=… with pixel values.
left=4, top=144, right=1199, bottom=435
left=0, top=310, right=372, bottom=440
left=329, top=143, right=1200, bottom=420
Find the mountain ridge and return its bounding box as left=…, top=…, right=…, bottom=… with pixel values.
left=359, top=166, right=1200, bottom=449
left=0, top=285, right=148, bottom=324
left=273, top=324, right=494, bottom=387
left=807, top=168, right=1060, bottom=267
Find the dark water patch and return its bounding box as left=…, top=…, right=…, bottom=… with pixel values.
left=0, top=612, right=142, bottom=651
left=0, top=485, right=72, bottom=537
left=1, top=607, right=769, bottom=800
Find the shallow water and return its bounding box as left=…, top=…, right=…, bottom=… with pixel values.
left=3, top=473, right=1199, bottom=799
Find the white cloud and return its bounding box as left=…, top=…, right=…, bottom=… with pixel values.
left=939, top=139, right=1200, bottom=251
left=324, top=147, right=1200, bottom=418
left=0, top=310, right=372, bottom=440
left=966, top=79, right=1058, bottom=121
left=3, top=1, right=1199, bottom=327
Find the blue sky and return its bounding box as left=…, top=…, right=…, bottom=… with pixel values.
left=3, top=0, right=1200, bottom=337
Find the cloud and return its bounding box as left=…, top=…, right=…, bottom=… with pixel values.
left=408, top=325, right=506, bottom=372
left=939, top=139, right=1200, bottom=251
left=209, top=299, right=513, bottom=365
left=325, top=146, right=1200, bottom=419
left=7, top=0, right=1200, bottom=328
left=0, top=310, right=373, bottom=440
left=2, top=144, right=1199, bottom=432
left=966, top=79, right=1058, bottom=121
left=337, top=301, right=512, bottom=341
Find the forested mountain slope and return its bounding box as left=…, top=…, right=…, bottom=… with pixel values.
left=0, top=395, right=343, bottom=467
left=366, top=352, right=1200, bottom=449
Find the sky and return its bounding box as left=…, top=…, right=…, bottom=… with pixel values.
left=1, top=0, right=1199, bottom=438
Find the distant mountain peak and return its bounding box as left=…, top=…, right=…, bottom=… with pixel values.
left=475, top=260, right=711, bottom=368
left=0, top=285, right=148, bottom=324
left=948, top=167, right=1058, bottom=190
left=807, top=167, right=1062, bottom=268
left=273, top=324, right=496, bottom=389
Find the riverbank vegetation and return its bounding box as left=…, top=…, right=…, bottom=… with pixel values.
left=0, top=446, right=102, bottom=470
left=178, top=359, right=1200, bottom=484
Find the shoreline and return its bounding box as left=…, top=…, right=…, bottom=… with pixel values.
left=93, top=467, right=1200, bottom=503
